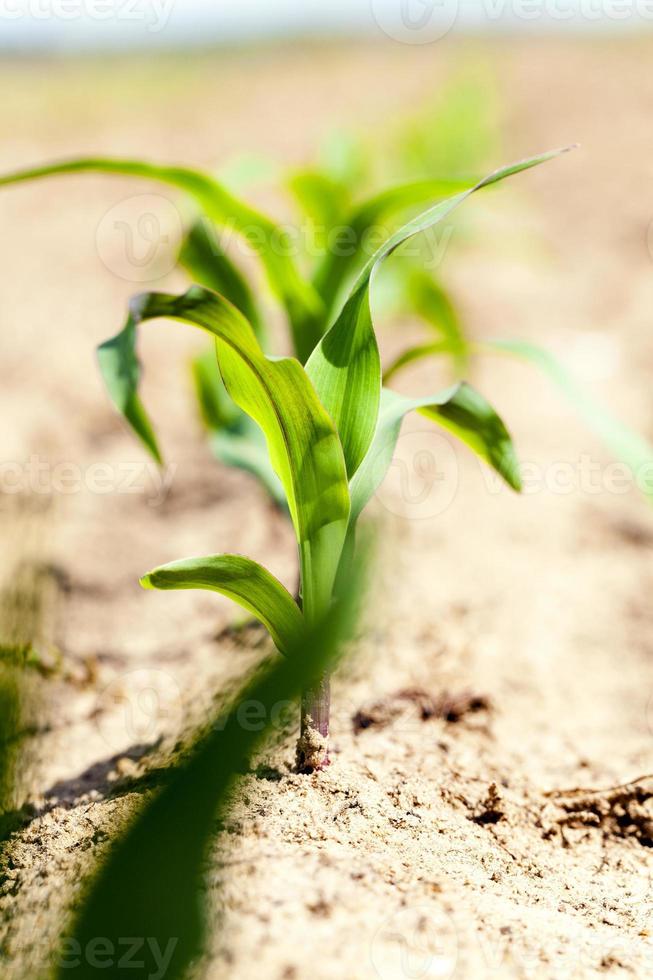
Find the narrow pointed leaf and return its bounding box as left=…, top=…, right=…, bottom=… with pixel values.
left=350, top=383, right=520, bottom=522
left=192, top=351, right=286, bottom=506
left=0, top=156, right=323, bottom=361
left=312, top=176, right=475, bottom=314
left=192, top=347, right=241, bottom=431
left=383, top=341, right=451, bottom=385
left=307, top=150, right=569, bottom=486
left=398, top=271, right=469, bottom=371
left=98, top=286, right=350, bottom=620
left=354, top=148, right=574, bottom=291
left=484, top=338, right=653, bottom=503
left=141, top=555, right=302, bottom=655
left=305, top=280, right=381, bottom=480
left=179, top=219, right=262, bottom=337
left=96, top=317, right=163, bottom=464
left=381, top=269, right=470, bottom=383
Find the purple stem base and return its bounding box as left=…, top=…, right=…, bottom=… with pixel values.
left=296, top=673, right=331, bottom=774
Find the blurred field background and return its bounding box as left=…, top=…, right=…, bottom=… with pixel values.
left=2, top=14, right=653, bottom=979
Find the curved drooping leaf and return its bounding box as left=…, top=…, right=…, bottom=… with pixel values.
left=179, top=219, right=262, bottom=337
left=382, top=272, right=469, bottom=382
left=355, top=148, right=573, bottom=290
left=306, top=150, right=569, bottom=487
left=141, top=555, right=302, bottom=655
left=57, top=559, right=365, bottom=980
left=96, top=317, right=163, bottom=464
left=192, top=347, right=242, bottom=431
left=192, top=350, right=286, bottom=506
left=0, top=156, right=323, bottom=361
left=312, top=176, right=475, bottom=315
left=349, top=383, right=521, bottom=523
left=483, top=338, right=653, bottom=503
left=383, top=341, right=451, bottom=384
left=97, top=286, right=349, bottom=621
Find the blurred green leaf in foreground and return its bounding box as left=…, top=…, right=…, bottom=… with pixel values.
left=52, top=548, right=367, bottom=980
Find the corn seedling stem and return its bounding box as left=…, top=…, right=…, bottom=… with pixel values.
left=297, top=673, right=331, bottom=773
left=0, top=148, right=574, bottom=774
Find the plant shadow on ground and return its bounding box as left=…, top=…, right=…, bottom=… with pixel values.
left=42, top=743, right=165, bottom=809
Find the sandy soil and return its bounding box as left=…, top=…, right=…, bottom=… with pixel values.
left=2, top=36, right=653, bottom=980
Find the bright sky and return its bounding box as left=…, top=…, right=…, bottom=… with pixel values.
left=1, top=0, right=651, bottom=50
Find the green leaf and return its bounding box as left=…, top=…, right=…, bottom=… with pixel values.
left=387, top=271, right=470, bottom=378
left=383, top=341, right=451, bottom=384
left=192, top=350, right=287, bottom=507
left=287, top=169, right=351, bottom=252
left=0, top=156, right=324, bottom=362
left=307, top=150, right=569, bottom=487
left=354, top=148, right=574, bottom=291
left=395, top=72, right=500, bottom=179
left=381, top=270, right=470, bottom=384
left=141, top=555, right=302, bottom=655
left=96, top=317, right=163, bottom=464
left=98, top=286, right=350, bottom=622
left=312, top=176, right=475, bottom=318
left=0, top=666, right=21, bottom=839
left=350, top=383, right=520, bottom=523
left=208, top=428, right=287, bottom=509
left=318, top=130, right=370, bottom=188
left=56, top=557, right=365, bottom=980
left=179, top=219, right=262, bottom=338
left=483, top=338, right=653, bottom=503
left=191, top=347, right=241, bottom=431
left=305, top=280, right=381, bottom=480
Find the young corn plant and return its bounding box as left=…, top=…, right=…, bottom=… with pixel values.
left=5, top=140, right=648, bottom=515
left=0, top=151, right=477, bottom=507
left=89, top=151, right=566, bottom=771
left=53, top=553, right=365, bottom=979
left=362, top=86, right=653, bottom=485
left=378, top=265, right=653, bottom=501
